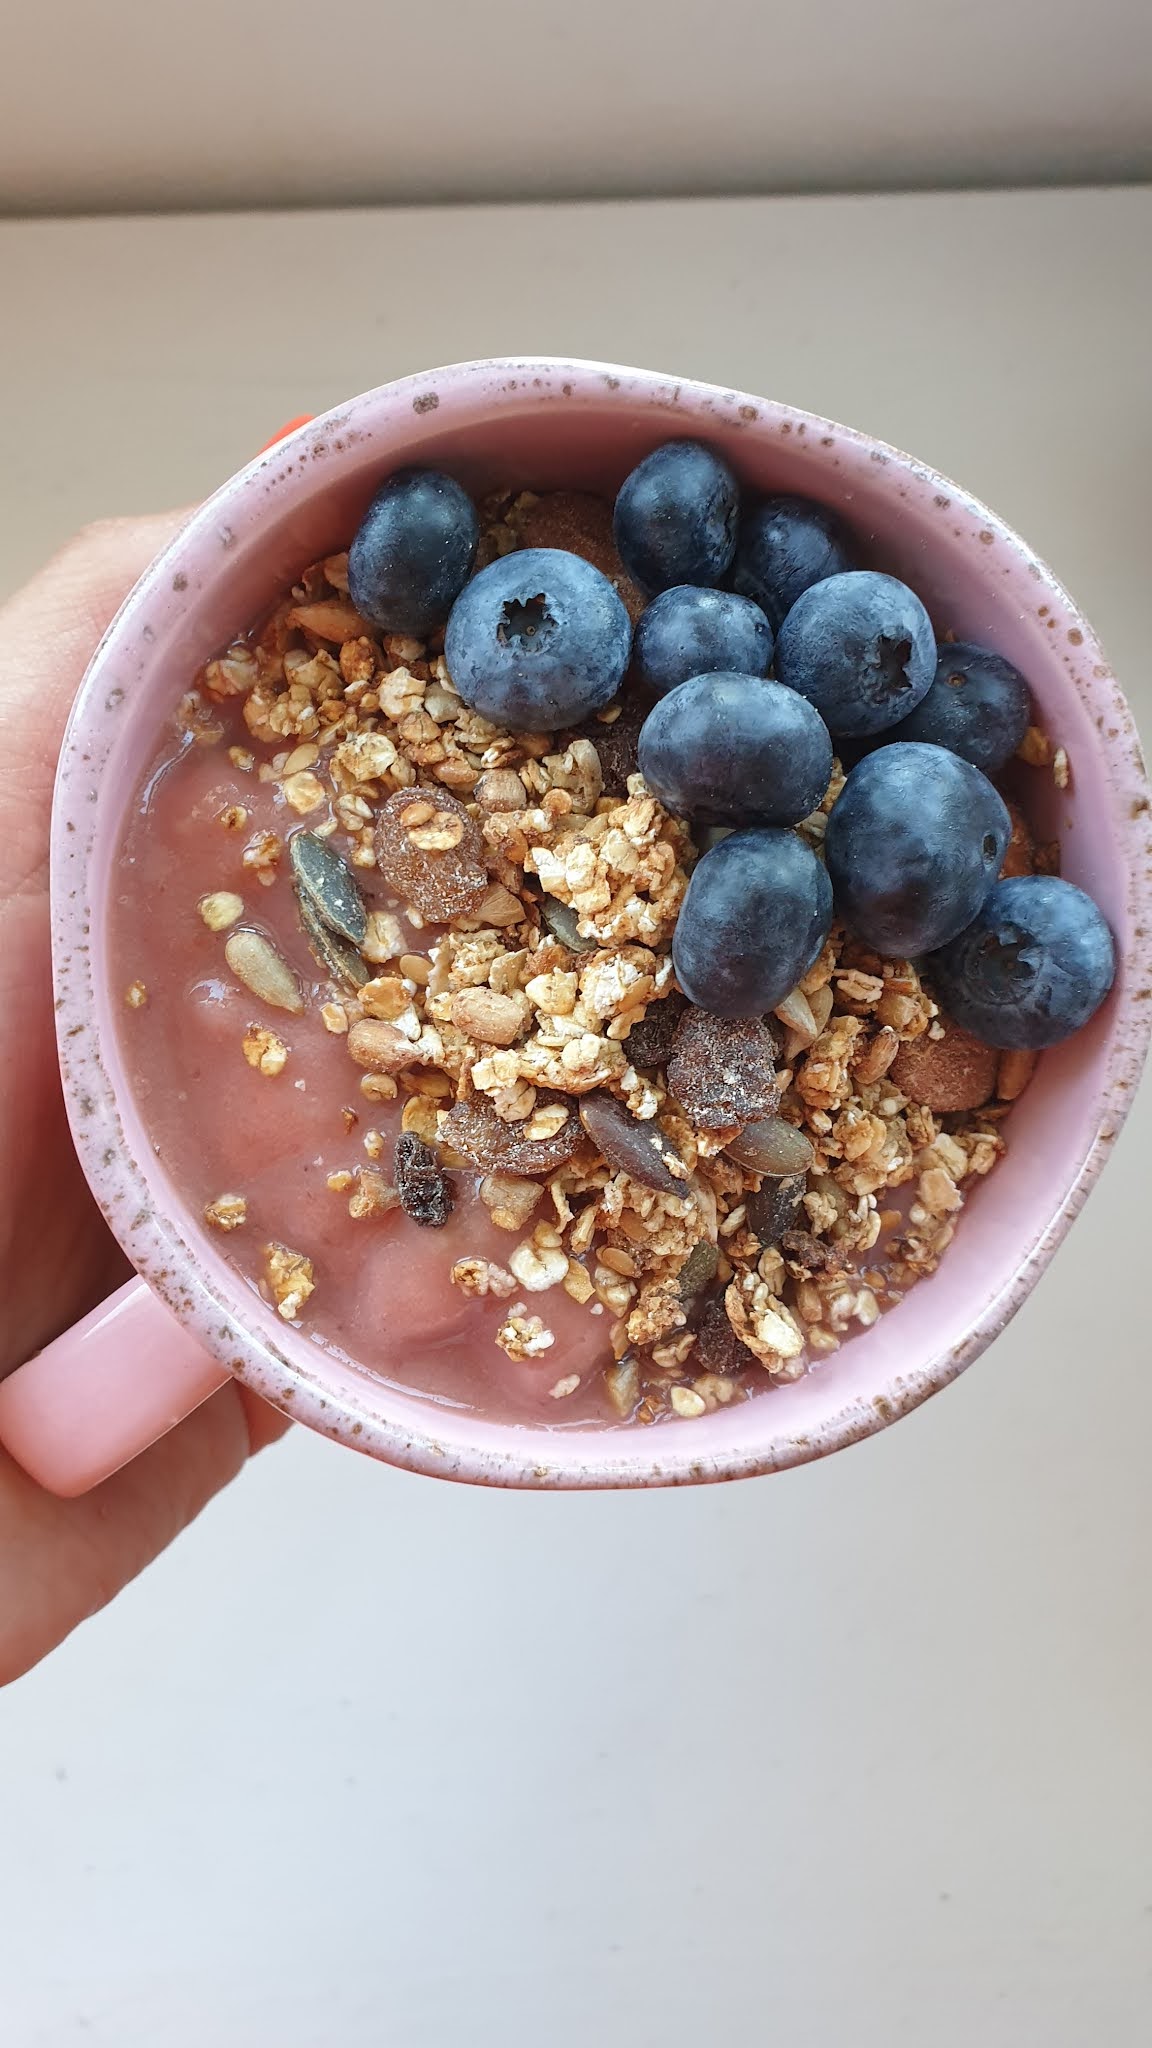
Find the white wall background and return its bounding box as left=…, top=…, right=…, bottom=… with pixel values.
left=1, top=0, right=1150, bottom=216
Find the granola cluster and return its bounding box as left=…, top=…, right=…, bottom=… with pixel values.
left=183, top=492, right=1049, bottom=1424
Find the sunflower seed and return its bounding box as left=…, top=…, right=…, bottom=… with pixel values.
left=296, top=888, right=369, bottom=989
left=223, top=929, right=304, bottom=1014
left=289, top=830, right=368, bottom=945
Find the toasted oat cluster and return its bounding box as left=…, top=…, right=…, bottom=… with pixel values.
left=180, top=491, right=1053, bottom=1424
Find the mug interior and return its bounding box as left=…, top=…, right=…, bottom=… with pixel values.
left=53, top=359, right=1152, bottom=1485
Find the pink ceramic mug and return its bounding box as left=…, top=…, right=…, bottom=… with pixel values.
left=1, top=357, right=1149, bottom=1497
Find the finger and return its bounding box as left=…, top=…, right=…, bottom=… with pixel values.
left=0, top=1382, right=290, bottom=1690
left=0, top=510, right=194, bottom=891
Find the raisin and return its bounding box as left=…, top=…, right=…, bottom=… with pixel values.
left=578, top=1091, right=686, bottom=1195
left=394, top=1132, right=454, bottom=1228
left=621, top=990, right=687, bottom=1070
left=438, top=1092, right=583, bottom=1176
left=691, top=1291, right=758, bottom=1377
left=667, top=1008, right=779, bottom=1129
left=375, top=788, right=489, bottom=921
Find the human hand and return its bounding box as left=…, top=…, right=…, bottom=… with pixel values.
left=0, top=515, right=289, bottom=1687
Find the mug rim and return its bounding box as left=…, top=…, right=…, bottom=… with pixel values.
left=51, top=356, right=1152, bottom=1488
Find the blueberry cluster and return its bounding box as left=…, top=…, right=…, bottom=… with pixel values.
left=346, top=449, right=1115, bottom=1050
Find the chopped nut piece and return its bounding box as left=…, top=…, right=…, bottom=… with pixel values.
left=996, top=1048, right=1038, bottom=1101
left=478, top=1173, right=544, bottom=1231
left=360, top=975, right=418, bottom=1023
left=450, top=987, right=531, bottom=1046
left=475, top=769, right=527, bottom=812
left=671, top=1385, right=707, bottom=1419
left=347, top=1017, right=428, bottom=1074
left=282, top=770, right=326, bottom=814
left=199, top=891, right=245, bottom=932
left=242, top=1024, right=289, bottom=1076
left=204, top=1192, right=247, bottom=1232
left=263, top=1241, right=315, bottom=1320
left=321, top=1001, right=349, bottom=1034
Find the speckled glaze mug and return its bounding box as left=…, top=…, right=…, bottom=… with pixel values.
left=1, top=358, right=1149, bottom=1496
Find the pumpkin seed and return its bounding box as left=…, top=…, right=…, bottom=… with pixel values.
left=578, top=1091, right=687, bottom=1195
left=540, top=893, right=596, bottom=953
left=724, top=1117, right=815, bottom=1176
left=223, top=929, right=304, bottom=1014
left=296, top=888, right=369, bottom=989
left=289, top=830, right=368, bottom=945
left=676, top=1238, right=720, bottom=1301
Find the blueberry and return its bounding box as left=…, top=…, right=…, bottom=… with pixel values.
left=613, top=441, right=739, bottom=595
left=886, top=641, right=1033, bottom=774
left=633, top=586, right=773, bottom=696
left=732, top=494, right=855, bottom=633
left=348, top=468, right=478, bottom=637
left=929, top=875, right=1115, bottom=1049
left=638, top=674, right=833, bottom=827
left=774, top=570, right=936, bottom=737
left=444, top=548, right=631, bottom=731
left=672, top=829, right=833, bottom=1018
left=824, top=742, right=1009, bottom=956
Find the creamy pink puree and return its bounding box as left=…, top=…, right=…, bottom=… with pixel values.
left=111, top=723, right=615, bottom=1425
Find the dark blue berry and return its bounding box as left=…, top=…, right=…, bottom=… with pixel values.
left=633, top=586, right=773, bottom=697
left=775, top=570, right=935, bottom=737
left=638, top=674, right=833, bottom=827
left=672, top=829, right=833, bottom=1018
left=885, top=641, right=1033, bottom=774
left=732, top=494, right=855, bottom=633
left=929, top=875, right=1115, bottom=1049
left=347, top=468, right=478, bottom=637
left=444, top=548, right=631, bottom=731
left=613, top=441, right=739, bottom=595
left=824, top=742, right=1009, bottom=956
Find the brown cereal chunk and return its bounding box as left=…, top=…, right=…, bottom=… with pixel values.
left=667, top=1008, right=779, bottom=1129
left=578, top=1091, right=687, bottom=1195
left=519, top=492, right=646, bottom=622
left=375, top=789, right=489, bottom=920
left=691, top=1291, right=759, bottom=1378
left=439, top=1092, right=583, bottom=1176
left=779, top=1230, right=847, bottom=1280
left=890, top=1016, right=997, bottom=1112
left=394, top=1132, right=454, bottom=1228
left=621, top=990, right=688, bottom=1070
left=574, top=690, right=648, bottom=797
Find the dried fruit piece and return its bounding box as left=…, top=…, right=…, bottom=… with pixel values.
left=890, top=1017, right=997, bottom=1112
left=539, top=893, right=597, bottom=953
left=621, top=990, right=687, bottom=1069
left=223, top=929, right=304, bottom=1014
left=375, top=789, right=489, bottom=920
left=394, top=1132, right=454, bottom=1228
left=725, top=1117, right=814, bottom=1176
left=667, top=1008, right=779, bottom=1129
left=296, top=888, right=370, bottom=989
left=289, top=830, right=368, bottom=945
left=691, top=1292, right=758, bottom=1377
left=578, top=1092, right=687, bottom=1194
left=676, top=1238, right=720, bottom=1301
left=439, top=1092, right=582, bottom=1176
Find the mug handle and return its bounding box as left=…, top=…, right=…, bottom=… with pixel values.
left=0, top=1280, right=231, bottom=1496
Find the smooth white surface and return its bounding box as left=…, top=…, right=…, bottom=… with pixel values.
left=0, top=1, right=1150, bottom=213
left=0, top=188, right=1149, bottom=2046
